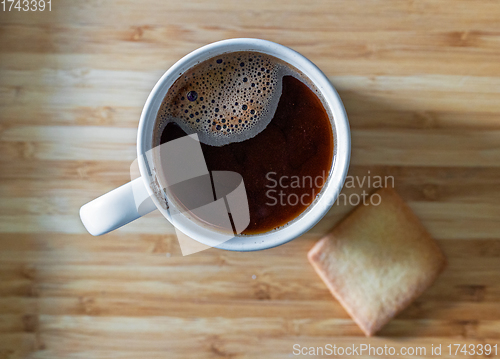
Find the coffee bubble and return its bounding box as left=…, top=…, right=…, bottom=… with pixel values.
left=155, top=52, right=299, bottom=147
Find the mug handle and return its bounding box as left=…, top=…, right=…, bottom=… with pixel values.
left=79, top=178, right=157, bottom=236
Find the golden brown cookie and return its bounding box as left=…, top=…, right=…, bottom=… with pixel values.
left=308, top=188, right=446, bottom=336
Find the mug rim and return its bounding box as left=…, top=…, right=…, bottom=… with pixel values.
left=137, top=38, right=350, bottom=251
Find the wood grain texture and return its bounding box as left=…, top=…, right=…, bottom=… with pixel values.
left=1, top=0, right=500, bottom=358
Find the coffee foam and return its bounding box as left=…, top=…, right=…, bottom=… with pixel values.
left=155, top=51, right=298, bottom=146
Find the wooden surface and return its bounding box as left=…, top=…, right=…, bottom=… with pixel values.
left=1, top=0, right=500, bottom=358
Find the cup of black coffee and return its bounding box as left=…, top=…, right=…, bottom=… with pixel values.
left=80, top=39, right=350, bottom=252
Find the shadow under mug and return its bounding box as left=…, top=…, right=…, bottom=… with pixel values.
left=80, top=38, right=351, bottom=252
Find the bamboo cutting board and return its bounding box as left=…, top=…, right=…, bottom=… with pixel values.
left=1, top=0, right=500, bottom=358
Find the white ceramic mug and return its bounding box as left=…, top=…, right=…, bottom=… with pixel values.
left=80, top=38, right=350, bottom=251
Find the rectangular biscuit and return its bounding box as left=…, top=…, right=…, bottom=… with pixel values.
left=308, top=188, right=446, bottom=336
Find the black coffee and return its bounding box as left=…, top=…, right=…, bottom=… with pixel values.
left=154, top=51, right=333, bottom=234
